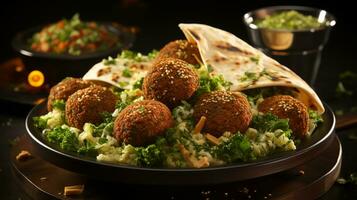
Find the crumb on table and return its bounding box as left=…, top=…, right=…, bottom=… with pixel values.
left=16, top=150, right=32, bottom=161
left=64, top=185, right=85, bottom=196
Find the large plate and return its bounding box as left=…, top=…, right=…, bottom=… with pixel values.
left=25, top=101, right=335, bottom=185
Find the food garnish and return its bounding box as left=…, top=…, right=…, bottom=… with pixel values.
left=64, top=185, right=84, bottom=196
left=194, top=116, right=207, bottom=134
left=29, top=14, right=120, bottom=55
left=256, top=10, right=323, bottom=30
left=16, top=150, right=32, bottom=161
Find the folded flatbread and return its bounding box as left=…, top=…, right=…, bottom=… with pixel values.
left=179, top=23, right=324, bottom=114
left=83, top=23, right=324, bottom=114
left=83, top=56, right=152, bottom=90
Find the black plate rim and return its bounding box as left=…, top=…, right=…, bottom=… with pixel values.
left=25, top=101, right=335, bottom=173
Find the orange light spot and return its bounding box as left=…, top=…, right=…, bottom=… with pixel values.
left=28, top=70, right=45, bottom=87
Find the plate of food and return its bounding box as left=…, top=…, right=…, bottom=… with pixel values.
left=26, top=24, right=335, bottom=185
left=12, top=13, right=135, bottom=85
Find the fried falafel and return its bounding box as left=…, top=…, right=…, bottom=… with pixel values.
left=155, top=40, right=202, bottom=65
left=114, top=100, right=173, bottom=146
left=193, top=91, right=252, bottom=137
left=258, top=95, right=309, bottom=138
left=47, top=77, right=93, bottom=111
left=65, top=86, right=117, bottom=129
left=143, top=58, right=199, bottom=108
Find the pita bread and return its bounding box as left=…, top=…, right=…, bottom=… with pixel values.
left=83, top=56, right=152, bottom=90
left=179, top=23, right=324, bottom=114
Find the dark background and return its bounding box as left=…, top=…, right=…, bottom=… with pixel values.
left=1, top=0, right=356, bottom=99
left=1, top=0, right=357, bottom=199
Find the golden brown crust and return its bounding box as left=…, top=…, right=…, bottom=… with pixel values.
left=114, top=100, right=173, bottom=146
left=193, top=91, right=252, bottom=137
left=65, top=86, right=117, bottom=129
left=258, top=95, right=309, bottom=138
left=155, top=40, right=202, bottom=65
left=143, top=58, right=199, bottom=108
left=47, top=77, right=93, bottom=111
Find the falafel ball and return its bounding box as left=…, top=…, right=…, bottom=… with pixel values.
left=114, top=100, right=173, bottom=146
left=47, top=77, right=93, bottom=111
left=155, top=40, right=201, bottom=66
left=143, top=58, right=199, bottom=108
left=65, top=86, right=117, bottom=129
left=258, top=95, right=309, bottom=138
left=193, top=91, right=252, bottom=137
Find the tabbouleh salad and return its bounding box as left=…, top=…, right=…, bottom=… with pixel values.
left=29, top=14, right=120, bottom=55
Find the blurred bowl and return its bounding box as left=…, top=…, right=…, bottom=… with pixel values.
left=12, top=22, right=135, bottom=86
left=243, top=5, right=336, bottom=52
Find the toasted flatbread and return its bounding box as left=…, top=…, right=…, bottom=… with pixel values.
left=83, top=57, right=152, bottom=90
left=179, top=23, right=324, bottom=114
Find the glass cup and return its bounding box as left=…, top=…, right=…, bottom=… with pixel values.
left=243, top=6, right=336, bottom=86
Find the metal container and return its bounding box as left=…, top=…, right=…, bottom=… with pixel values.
left=243, top=6, right=336, bottom=85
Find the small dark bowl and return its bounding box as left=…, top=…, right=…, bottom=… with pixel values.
left=26, top=101, right=336, bottom=185
left=243, top=6, right=336, bottom=52
left=12, top=22, right=135, bottom=85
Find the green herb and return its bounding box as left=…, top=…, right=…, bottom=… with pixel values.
left=45, top=126, right=79, bottom=152
left=77, top=140, right=97, bottom=156
left=251, top=113, right=292, bottom=137
left=115, top=89, right=143, bottom=112
left=122, top=68, right=133, bottom=78
left=98, top=137, right=108, bottom=144
left=103, top=57, right=117, bottom=65
left=256, top=10, right=322, bottom=30
left=212, top=133, right=252, bottom=162
left=111, top=86, right=124, bottom=98
left=135, top=143, right=163, bottom=167
left=118, top=81, right=129, bottom=87
left=68, top=47, right=81, bottom=56
left=120, top=50, right=138, bottom=59
left=147, top=49, right=159, bottom=59
left=195, top=73, right=232, bottom=97
left=207, top=64, right=214, bottom=73
left=116, top=101, right=130, bottom=112
left=133, top=78, right=144, bottom=89
left=308, top=109, right=323, bottom=124
left=52, top=99, right=66, bottom=111
left=119, top=50, right=149, bottom=62
left=240, top=72, right=258, bottom=82
left=33, top=116, right=49, bottom=129
left=240, top=69, right=272, bottom=82
left=100, top=112, right=114, bottom=124
left=245, top=87, right=293, bottom=106
left=250, top=56, right=260, bottom=64
left=90, top=112, right=115, bottom=137
left=33, top=109, right=64, bottom=129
